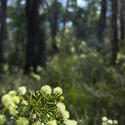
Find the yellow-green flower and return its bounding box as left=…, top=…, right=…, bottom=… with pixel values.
left=2, top=94, right=15, bottom=108
left=59, top=96, right=64, bottom=101
left=0, top=115, right=6, bottom=125
left=113, top=120, right=118, bottom=124
left=107, top=120, right=113, bottom=124
left=56, top=102, right=65, bottom=113
left=22, top=100, right=28, bottom=105
left=41, top=85, right=52, bottom=95
left=16, top=117, right=29, bottom=125
left=8, top=90, right=17, bottom=96
left=12, top=96, right=20, bottom=104
left=62, top=110, right=70, bottom=120
left=48, top=120, right=57, bottom=125
left=32, top=121, right=41, bottom=125
left=18, top=86, right=27, bottom=95
left=9, top=106, right=18, bottom=116
left=2, top=94, right=11, bottom=106
left=64, top=119, right=77, bottom=125
left=102, top=116, right=108, bottom=122
left=32, top=113, right=37, bottom=119
left=53, top=87, right=63, bottom=96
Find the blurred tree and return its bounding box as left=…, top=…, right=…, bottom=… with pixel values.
left=63, top=0, right=69, bottom=32
left=25, top=0, right=46, bottom=73
left=97, top=0, right=107, bottom=50
left=111, top=0, right=119, bottom=65
left=47, top=0, right=61, bottom=53
left=72, top=0, right=98, bottom=41
left=0, top=0, right=7, bottom=67
left=120, top=0, right=125, bottom=41
left=7, top=0, right=26, bottom=67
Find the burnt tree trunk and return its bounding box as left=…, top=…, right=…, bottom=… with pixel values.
left=25, top=0, right=46, bottom=73
left=111, top=0, right=119, bottom=65
left=97, top=0, right=107, bottom=50
left=0, top=0, right=7, bottom=66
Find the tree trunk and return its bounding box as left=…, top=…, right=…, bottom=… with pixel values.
left=97, top=0, right=107, bottom=50
left=120, top=0, right=125, bottom=41
left=50, top=0, right=59, bottom=53
left=25, top=0, right=46, bottom=73
left=111, top=0, right=119, bottom=65
left=0, top=0, right=7, bottom=65
left=63, top=0, right=69, bottom=32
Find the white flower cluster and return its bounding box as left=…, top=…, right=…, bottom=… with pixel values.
left=65, top=119, right=77, bottom=125
left=32, top=121, right=41, bottom=125
left=16, top=117, right=29, bottom=125
left=57, top=102, right=69, bottom=120
left=53, top=87, right=63, bottom=96
left=48, top=120, right=57, bottom=125
left=0, top=115, right=6, bottom=125
left=1, top=86, right=27, bottom=120
left=56, top=101, right=77, bottom=125
left=2, top=90, right=19, bottom=116
left=0, top=85, right=77, bottom=125
left=102, top=116, right=118, bottom=125
left=18, top=86, right=27, bottom=95
left=41, top=85, right=63, bottom=96
left=41, top=85, right=52, bottom=95
left=40, top=85, right=77, bottom=125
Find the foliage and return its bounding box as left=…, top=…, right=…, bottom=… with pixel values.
left=0, top=48, right=125, bottom=124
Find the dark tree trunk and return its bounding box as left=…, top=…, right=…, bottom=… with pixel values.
left=120, top=0, right=125, bottom=41
left=50, top=0, right=59, bottom=53
left=97, top=0, right=107, bottom=50
left=25, top=0, right=46, bottom=73
left=61, top=0, right=69, bottom=43
left=0, top=0, right=7, bottom=65
left=111, top=0, right=119, bottom=65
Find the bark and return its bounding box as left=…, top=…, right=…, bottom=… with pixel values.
left=25, top=0, right=46, bottom=73
left=120, top=0, right=125, bottom=41
left=0, top=0, right=7, bottom=64
left=50, top=0, right=59, bottom=53
left=97, top=0, right=107, bottom=50
left=111, top=0, right=119, bottom=65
